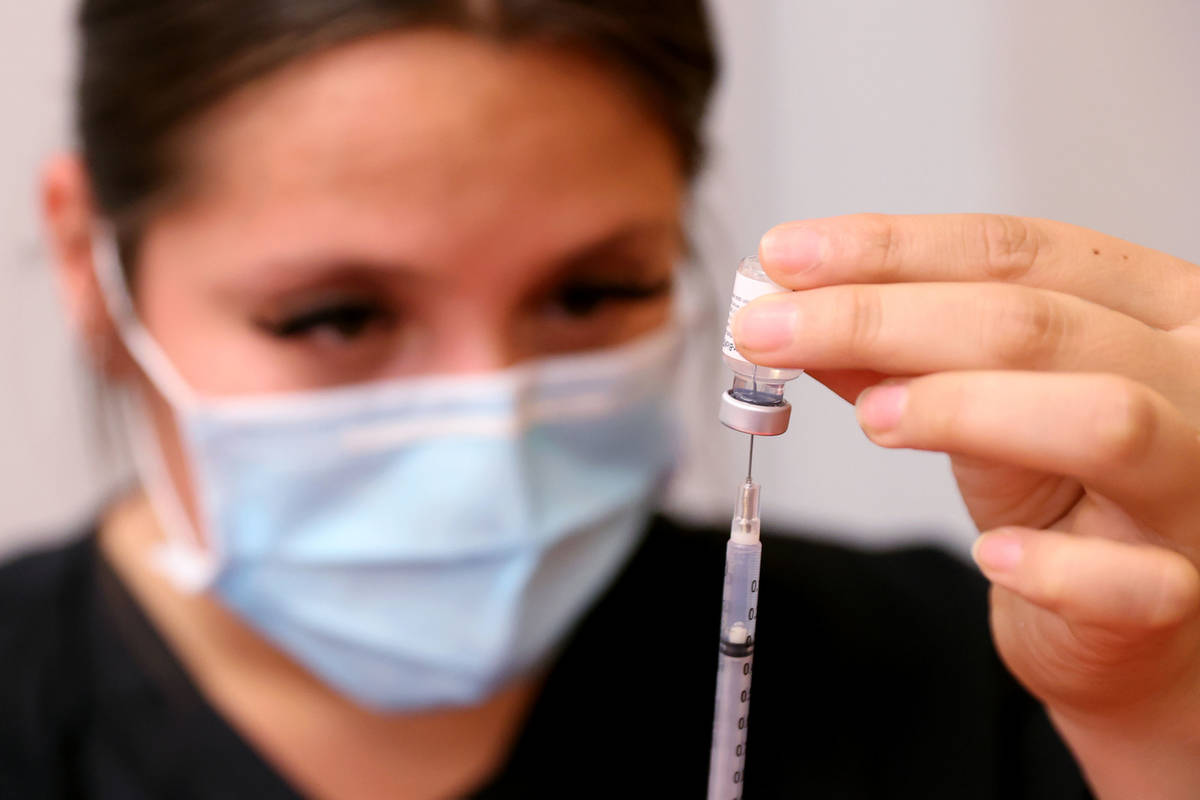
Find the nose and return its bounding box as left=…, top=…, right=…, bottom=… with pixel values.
left=430, top=322, right=521, bottom=374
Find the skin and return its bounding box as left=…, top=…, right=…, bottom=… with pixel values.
left=734, top=214, right=1200, bottom=799
left=43, top=31, right=682, bottom=799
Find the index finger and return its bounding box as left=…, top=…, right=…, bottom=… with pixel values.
left=758, top=214, right=1200, bottom=330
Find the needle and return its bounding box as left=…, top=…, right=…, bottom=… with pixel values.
left=746, top=434, right=756, bottom=481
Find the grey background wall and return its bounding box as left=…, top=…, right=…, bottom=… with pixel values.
left=3, top=1, right=1199, bottom=560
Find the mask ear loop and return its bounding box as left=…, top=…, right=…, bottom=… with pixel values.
left=92, top=227, right=220, bottom=592
left=119, top=394, right=220, bottom=592
left=91, top=231, right=200, bottom=407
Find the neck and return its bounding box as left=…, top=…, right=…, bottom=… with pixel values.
left=99, top=492, right=539, bottom=800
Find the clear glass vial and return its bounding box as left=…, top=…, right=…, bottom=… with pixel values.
left=719, top=256, right=803, bottom=436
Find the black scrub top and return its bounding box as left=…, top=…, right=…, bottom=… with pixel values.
left=0, top=516, right=1090, bottom=798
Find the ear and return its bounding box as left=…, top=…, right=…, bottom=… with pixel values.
left=41, top=154, right=135, bottom=379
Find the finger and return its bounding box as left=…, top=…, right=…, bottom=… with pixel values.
left=757, top=214, right=1200, bottom=330
left=856, top=372, right=1200, bottom=546
left=973, top=527, right=1200, bottom=632
left=731, top=282, right=1177, bottom=389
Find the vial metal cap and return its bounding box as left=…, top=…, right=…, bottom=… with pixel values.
left=718, top=390, right=791, bottom=436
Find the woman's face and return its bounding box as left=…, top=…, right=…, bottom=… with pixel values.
left=105, top=30, right=685, bottom=395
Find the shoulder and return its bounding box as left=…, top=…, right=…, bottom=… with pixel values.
left=0, top=533, right=96, bottom=646
left=644, top=513, right=982, bottom=615
left=634, top=515, right=998, bottom=712
left=765, top=528, right=987, bottom=633
left=0, top=533, right=97, bottom=798
left=646, top=513, right=991, bottom=667
left=646, top=516, right=1085, bottom=796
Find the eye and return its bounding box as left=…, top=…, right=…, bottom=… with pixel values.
left=257, top=300, right=393, bottom=342
left=553, top=277, right=673, bottom=317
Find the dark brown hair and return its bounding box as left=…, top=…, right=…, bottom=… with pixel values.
left=77, top=0, right=718, bottom=240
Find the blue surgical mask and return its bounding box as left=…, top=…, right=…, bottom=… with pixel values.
left=93, top=232, right=680, bottom=710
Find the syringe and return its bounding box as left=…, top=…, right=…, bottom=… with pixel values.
left=707, top=446, right=762, bottom=799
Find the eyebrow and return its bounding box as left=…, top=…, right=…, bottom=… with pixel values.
left=222, top=252, right=434, bottom=300
left=550, top=221, right=684, bottom=274
left=224, top=218, right=683, bottom=301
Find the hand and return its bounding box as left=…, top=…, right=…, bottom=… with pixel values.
left=733, top=214, right=1200, bottom=798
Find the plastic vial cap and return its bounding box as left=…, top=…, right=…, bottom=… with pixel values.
left=719, top=390, right=792, bottom=436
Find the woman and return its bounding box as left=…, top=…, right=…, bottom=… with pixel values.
left=3, top=0, right=1199, bottom=797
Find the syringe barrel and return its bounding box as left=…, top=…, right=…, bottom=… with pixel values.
left=708, top=535, right=762, bottom=799
left=717, top=537, right=761, bottom=661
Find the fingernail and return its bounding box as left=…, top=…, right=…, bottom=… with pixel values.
left=733, top=299, right=797, bottom=351
left=972, top=531, right=1023, bottom=572
left=856, top=381, right=908, bottom=431
left=761, top=227, right=825, bottom=274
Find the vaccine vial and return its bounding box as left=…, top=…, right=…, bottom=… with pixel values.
left=719, top=256, right=803, bottom=436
